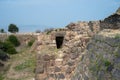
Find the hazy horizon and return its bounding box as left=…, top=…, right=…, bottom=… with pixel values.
left=0, top=0, right=120, bottom=32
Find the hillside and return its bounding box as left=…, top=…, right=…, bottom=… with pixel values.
left=0, top=34, right=37, bottom=80
left=0, top=7, right=120, bottom=80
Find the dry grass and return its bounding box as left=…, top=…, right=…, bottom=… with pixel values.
left=3, top=47, right=36, bottom=80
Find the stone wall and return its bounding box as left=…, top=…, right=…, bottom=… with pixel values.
left=35, top=30, right=91, bottom=80
left=66, top=21, right=100, bottom=35
left=35, top=21, right=99, bottom=80
left=35, top=8, right=120, bottom=80
left=72, top=29, right=120, bottom=80
left=100, top=13, right=120, bottom=29
left=66, top=13, right=120, bottom=31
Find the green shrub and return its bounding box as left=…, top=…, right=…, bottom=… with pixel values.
left=28, top=40, right=35, bottom=47
left=3, top=41, right=17, bottom=54
left=0, top=49, right=6, bottom=54
left=0, top=40, right=17, bottom=55
left=0, top=49, right=7, bottom=56
left=0, top=41, right=5, bottom=51
left=8, top=35, right=20, bottom=47
left=0, top=29, right=5, bottom=33
left=104, top=60, right=111, bottom=67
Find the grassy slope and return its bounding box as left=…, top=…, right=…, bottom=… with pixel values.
left=2, top=47, right=36, bottom=80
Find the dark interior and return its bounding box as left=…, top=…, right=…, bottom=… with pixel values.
left=56, top=36, right=64, bottom=49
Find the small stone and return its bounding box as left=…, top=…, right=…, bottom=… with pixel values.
left=49, top=74, right=55, bottom=78
left=43, top=54, right=50, bottom=61
left=36, top=65, right=44, bottom=74
left=37, top=55, right=42, bottom=60
left=54, top=66, right=61, bottom=72
left=112, top=69, right=120, bottom=79
left=55, top=59, right=63, bottom=66
left=66, top=67, right=72, bottom=74
left=84, top=75, right=89, bottom=80
left=37, top=42, right=42, bottom=45
left=50, top=60, right=55, bottom=66
left=70, top=53, right=79, bottom=59
left=67, top=60, right=74, bottom=66
left=57, top=73, right=65, bottom=79
left=107, top=65, right=114, bottom=72
left=50, top=55, right=55, bottom=60
left=98, top=71, right=105, bottom=80
left=114, top=57, right=120, bottom=63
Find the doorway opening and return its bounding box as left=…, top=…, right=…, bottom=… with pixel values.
left=55, top=36, right=64, bottom=49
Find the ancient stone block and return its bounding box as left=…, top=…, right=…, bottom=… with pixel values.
left=57, top=73, right=65, bottom=79
left=54, top=66, right=61, bottom=72
left=66, top=67, right=72, bottom=74
left=67, top=60, right=75, bottom=66
left=36, top=65, right=44, bottom=74
left=70, top=53, right=79, bottom=59
left=43, top=54, right=50, bottom=61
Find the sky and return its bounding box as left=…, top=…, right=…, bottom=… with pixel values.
left=0, top=0, right=120, bottom=32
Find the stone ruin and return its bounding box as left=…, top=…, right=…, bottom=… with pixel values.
left=35, top=8, right=120, bottom=80
left=35, top=21, right=100, bottom=80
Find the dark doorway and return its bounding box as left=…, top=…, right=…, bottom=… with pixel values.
left=56, top=36, right=64, bottom=49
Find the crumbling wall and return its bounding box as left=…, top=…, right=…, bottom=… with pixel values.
left=72, top=29, right=120, bottom=80
left=35, top=9, right=120, bottom=80
left=100, top=13, right=120, bottom=29
left=35, top=27, right=94, bottom=80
